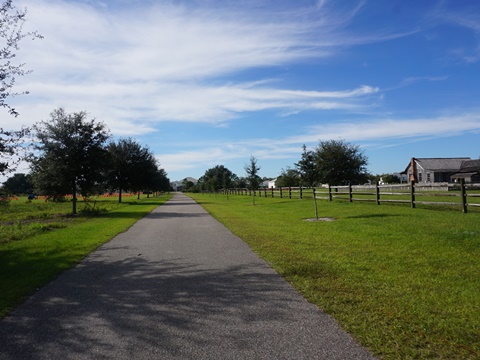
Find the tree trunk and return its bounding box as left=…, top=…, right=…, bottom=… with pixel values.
left=72, top=179, right=77, bottom=215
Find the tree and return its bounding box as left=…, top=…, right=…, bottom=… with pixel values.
left=244, top=156, right=261, bottom=205
left=31, top=108, right=110, bottom=214
left=295, top=144, right=318, bottom=187
left=275, top=166, right=300, bottom=187
left=151, top=167, right=170, bottom=193
left=380, top=173, right=401, bottom=184
left=106, top=138, right=157, bottom=202
left=0, top=127, right=29, bottom=175
left=2, top=172, right=32, bottom=194
left=1, top=0, right=43, bottom=116
left=198, top=165, right=236, bottom=192
left=315, top=139, right=368, bottom=186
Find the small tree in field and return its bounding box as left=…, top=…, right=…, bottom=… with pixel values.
left=31, top=108, right=110, bottom=214
left=244, top=156, right=261, bottom=205
left=295, top=144, right=318, bottom=187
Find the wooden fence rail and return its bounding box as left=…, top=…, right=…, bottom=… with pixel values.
left=221, top=179, right=480, bottom=213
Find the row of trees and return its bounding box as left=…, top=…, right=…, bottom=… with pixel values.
left=278, top=140, right=370, bottom=187
left=194, top=140, right=370, bottom=196
left=1, top=108, right=170, bottom=214
left=195, top=156, right=262, bottom=193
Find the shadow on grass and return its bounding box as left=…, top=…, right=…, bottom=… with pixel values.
left=345, top=214, right=402, bottom=219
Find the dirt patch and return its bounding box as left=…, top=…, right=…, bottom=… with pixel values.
left=304, top=217, right=336, bottom=222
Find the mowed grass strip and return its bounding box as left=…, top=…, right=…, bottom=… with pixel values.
left=0, top=194, right=172, bottom=318
left=188, top=193, right=480, bottom=360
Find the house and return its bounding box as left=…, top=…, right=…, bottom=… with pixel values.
left=171, top=177, right=198, bottom=191
left=452, top=159, right=480, bottom=183
left=402, top=157, right=480, bottom=183
left=260, top=178, right=276, bottom=188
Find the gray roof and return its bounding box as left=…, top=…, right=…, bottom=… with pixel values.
left=460, top=159, right=480, bottom=172
left=415, top=158, right=471, bottom=172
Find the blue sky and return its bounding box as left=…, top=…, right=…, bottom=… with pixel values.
left=3, top=0, right=480, bottom=182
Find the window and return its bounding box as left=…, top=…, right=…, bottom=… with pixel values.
left=426, top=173, right=431, bottom=182
left=419, top=173, right=423, bottom=182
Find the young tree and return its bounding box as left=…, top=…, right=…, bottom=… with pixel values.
left=315, top=139, right=368, bottom=185
left=244, top=156, right=261, bottom=205
left=31, top=108, right=110, bottom=214
left=1, top=0, right=43, bottom=116
left=295, top=144, right=318, bottom=187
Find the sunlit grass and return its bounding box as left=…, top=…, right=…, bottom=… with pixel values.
left=189, top=193, right=480, bottom=359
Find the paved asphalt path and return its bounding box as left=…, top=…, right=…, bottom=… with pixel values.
left=0, top=193, right=375, bottom=360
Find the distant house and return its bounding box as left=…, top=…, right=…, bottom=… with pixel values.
left=171, top=177, right=198, bottom=191
left=452, top=159, right=480, bottom=183
left=402, top=157, right=480, bottom=183
left=260, top=179, right=276, bottom=188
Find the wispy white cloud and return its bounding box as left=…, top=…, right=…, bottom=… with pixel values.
left=283, top=113, right=480, bottom=145
left=158, top=112, right=480, bottom=174
left=8, top=0, right=388, bottom=132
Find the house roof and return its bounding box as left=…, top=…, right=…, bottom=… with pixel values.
left=403, top=158, right=471, bottom=173
left=460, top=159, right=480, bottom=172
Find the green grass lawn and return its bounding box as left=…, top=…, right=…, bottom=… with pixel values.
left=0, top=194, right=172, bottom=318
left=188, top=193, right=480, bottom=359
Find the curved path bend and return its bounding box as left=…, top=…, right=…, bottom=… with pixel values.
left=0, top=193, right=375, bottom=360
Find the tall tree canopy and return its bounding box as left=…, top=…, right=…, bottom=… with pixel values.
left=315, top=139, right=368, bottom=185
left=31, top=108, right=110, bottom=214
left=198, top=165, right=236, bottom=192
left=2, top=172, right=33, bottom=194
left=106, top=138, right=158, bottom=202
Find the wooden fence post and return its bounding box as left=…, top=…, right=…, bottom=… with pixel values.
left=376, top=181, right=380, bottom=205
left=349, top=183, right=353, bottom=203
left=313, top=188, right=318, bottom=220
left=271, top=187, right=274, bottom=198
left=280, top=187, right=283, bottom=198
left=410, top=180, right=416, bottom=208
left=300, top=186, right=303, bottom=199
left=289, top=187, right=292, bottom=199
left=461, top=178, right=467, bottom=213
left=328, top=184, right=332, bottom=201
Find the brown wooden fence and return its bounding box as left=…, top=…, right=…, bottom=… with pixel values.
left=224, top=179, right=480, bottom=213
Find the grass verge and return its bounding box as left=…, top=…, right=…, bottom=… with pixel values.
left=188, top=193, right=480, bottom=359
left=0, top=194, right=172, bottom=318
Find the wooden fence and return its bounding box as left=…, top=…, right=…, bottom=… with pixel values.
left=223, top=179, right=480, bottom=213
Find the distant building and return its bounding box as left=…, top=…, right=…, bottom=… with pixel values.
left=171, top=177, right=198, bottom=191
left=401, top=157, right=480, bottom=183
left=260, top=179, right=277, bottom=188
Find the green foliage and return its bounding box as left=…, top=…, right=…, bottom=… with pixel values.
left=0, top=127, right=30, bottom=175
left=295, top=144, right=318, bottom=186
left=106, top=138, right=162, bottom=202
left=2, top=173, right=33, bottom=194
left=244, top=156, right=261, bottom=190
left=276, top=166, right=300, bottom=187
left=189, top=194, right=480, bottom=359
left=197, top=165, right=237, bottom=192
left=31, top=108, right=110, bottom=214
left=315, top=139, right=368, bottom=185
